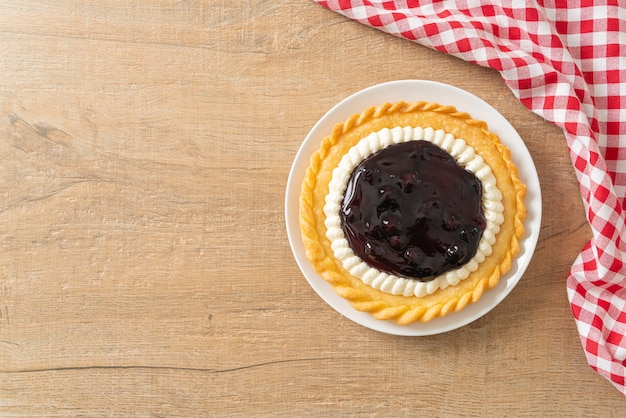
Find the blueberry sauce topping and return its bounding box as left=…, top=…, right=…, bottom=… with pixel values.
left=340, top=140, right=486, bottom=281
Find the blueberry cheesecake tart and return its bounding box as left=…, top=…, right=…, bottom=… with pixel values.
left=299, top=101, right=526, bottom=324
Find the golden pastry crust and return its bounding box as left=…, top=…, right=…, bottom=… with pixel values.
left=299, top=101, right=527, bottom=324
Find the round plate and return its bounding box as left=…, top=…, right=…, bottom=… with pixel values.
left=285, top=80, right=541, bottom=336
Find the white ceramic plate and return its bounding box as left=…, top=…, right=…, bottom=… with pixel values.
left=285, top=80, right=541, bottom=336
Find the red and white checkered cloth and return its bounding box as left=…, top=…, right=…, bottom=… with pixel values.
left=314, top=0, right=626, bottom=394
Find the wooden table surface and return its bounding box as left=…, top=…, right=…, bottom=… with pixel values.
left=1, top=1, right=624, bottom=416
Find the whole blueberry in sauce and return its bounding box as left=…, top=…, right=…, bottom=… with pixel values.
left=340, top=140, right=486, bottom=281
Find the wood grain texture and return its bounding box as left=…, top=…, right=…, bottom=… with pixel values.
left=0, top=0, right=622, bottom=416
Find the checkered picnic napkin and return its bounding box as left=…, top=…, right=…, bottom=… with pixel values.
left=313, top=0, right=626, bottom=394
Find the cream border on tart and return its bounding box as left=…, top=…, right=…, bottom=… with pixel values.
left=299, top=101, right=527, bottom=324
left=323, top=126, right=504, bottom=298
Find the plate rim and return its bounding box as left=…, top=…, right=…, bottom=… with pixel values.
left=285, top=79, right=542, bottom=336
